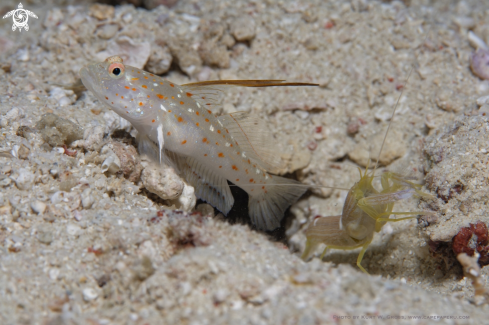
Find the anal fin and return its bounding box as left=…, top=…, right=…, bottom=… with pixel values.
left=170, top=153, right=234, bottom=215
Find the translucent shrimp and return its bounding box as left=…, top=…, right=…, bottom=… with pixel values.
left=301, top=58, right=435, bottom=274
left=301, top=164, right=434, bottom=274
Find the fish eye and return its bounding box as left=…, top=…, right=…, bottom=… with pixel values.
left=108, top=63, right=124, bottom=78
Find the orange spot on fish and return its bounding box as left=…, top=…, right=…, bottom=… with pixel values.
left=181, top=140, right=187, bottom=144
left=156, top=94, right=164, bottom=99
left=144, top=76, right=148, bottom=79
left=217, top=130, right=221, bottom=134
left=262, top=186, right=265, bottom=189
left=116, top=93, right=118, bottom=96
left=219, top=166, right=222, bottom=168
left=206, top=103, right=211, bottom=106
left=124, top=86, right=130, bottom=89
left=196, top=122, right=199, bottom=126
left=202, top=137, right=207, bottom=142
left=205, top=118, right=209, bottom=122
left=170, top=84, right=174, bottom=87
left=204, top=154, right=207, bottom=156
left=121, top=96, right=124, bottom=99
left=232, top=165, right=238, bottom=171
left=180, top=101, right=184, bottom=105
left=147, top=95, right=150, bottom=98
left=218, top=153, right=224, bottom=158
left=186, top=92, right=192, bottom=97
left=249, top=179, right=254, bottom=183
left=149, top=74, right=154, bottom=77
left=160, top=82, right=164, bottom=85
left=236, top=179, right=239, bottom=182
left=177, top=117, right=183, bottom=122
left=132, top=78, right=139, bottom=81
left=247, top=159, right=250, bottom=164
left=168, top=110, right=172, bottom=113
left=171, top=96, right=175, bottom=99
left=196, top=111, right=200, bottom=115
left=152, top=119, right=155, bottom=123
left=111, top=102, right=114, bottom=104
left=167, top=132, right=171, bottom=136
left=139, top=102, right=143, bottom=106
left=245, top=169, right=248, bottom=174
left=215, top=142, right=219, bottom=145
left=142, top=85, right=147, bottom=89
left=137, top=71, right=140, bottom=74
left=105, top=96, right=108, bottom=100
left=132, top=88, right=136, bottom=91
left=207, top=110, right=212, bottom=114
left=202, top=96, right=206, bottom=99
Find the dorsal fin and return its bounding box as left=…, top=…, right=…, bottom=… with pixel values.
left=217, top=111, right=287, bottom=172
left=182, top=79, right=318, bottom=87
left=181, top=80, right=318, bottom=172
left=181, top=80, right=318, bottom=113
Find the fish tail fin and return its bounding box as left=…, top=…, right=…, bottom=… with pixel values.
left=248, top=176, right=306, bottom=231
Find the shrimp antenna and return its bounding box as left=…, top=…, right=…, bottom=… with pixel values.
left=373, top=33, right=429, bottom=175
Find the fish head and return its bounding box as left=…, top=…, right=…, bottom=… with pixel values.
left=80, top=55, right=157, bottom=125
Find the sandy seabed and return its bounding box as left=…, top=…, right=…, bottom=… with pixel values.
left=1, top=0, right=489, bottom=324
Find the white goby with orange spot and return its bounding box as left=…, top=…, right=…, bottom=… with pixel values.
left=80, top=55, right=318, bottom=230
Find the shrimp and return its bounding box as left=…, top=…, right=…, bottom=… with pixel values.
left=301, top=62, right=435, bottom=274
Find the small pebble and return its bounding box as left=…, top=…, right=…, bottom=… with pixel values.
left=14, top=168, right=34, bottom=190
left=82, top=288, right=99, bottom=301
left=141, top=162, right=184, bottom=200
left=195, top=203, right=215, bottom=217
left=230, top=16, right=256, bottom=41
left=49, top=268, right=60, bottom=280
left=106, top=141, right=142, bottom=182
left=67, top=224, right=81, bottom=236
left=17, top=144, right=30, bottom=160
left=476, top=95, right=489, bottom=107
left=145, top=44, right=172, bottom=75
left=176, top=183, right=197, bottom=212
left=30, top=200, right=47, bottom=214
left=81, top=188, right=94, bottom=209
left=37, top=229, right=53, bottom=244
left=101, top=154, right=121, bottom=174
left=73, top=210, right=83, bottom=221
left=470, top=49, right=489, bottom=80
left=96, top=36, right=151, bottom=69
left=89, top=4, right=114, bottom=20
left=97, top=24, right=119, bottom=39
left=49, top=87, right=75, bottom=107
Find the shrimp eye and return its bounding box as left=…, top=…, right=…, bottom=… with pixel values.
left=108, top=62, right=124, bottom=78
